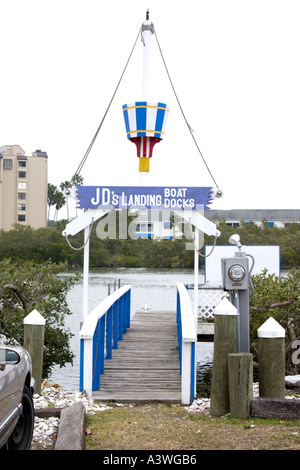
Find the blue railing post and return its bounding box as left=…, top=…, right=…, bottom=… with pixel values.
left=118, top=296, right=123, bottom=341
left=121, top=295, right=127, bottom=335
left=126, top=289, right=131, bottom=328
left=190, top=342, right=196, bottom=403
left=100, top=315, right=105, bottom=374
left=176, top=291, right=182, bottom=370
left=79, top=339, right=84, bottom=392
left=106, top=306, right=113, bottom=359
left=113, top=301, right=118, bottom=349
left=92, top=320, right=101, bottom=390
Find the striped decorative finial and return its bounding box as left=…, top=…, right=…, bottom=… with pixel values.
left=122, top=101, right=170, bottom=172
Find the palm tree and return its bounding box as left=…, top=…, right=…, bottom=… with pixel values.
left=48, top=184, right=67, bottom=222
left=70, top=173, right=84, bottom=217
left=71, top=173, right=84, bottom=187
left=48, top=184, right=58, bottom=220
left=54, top=190, right=66, bottom=222
left=60, top=181, right=72, bottom=220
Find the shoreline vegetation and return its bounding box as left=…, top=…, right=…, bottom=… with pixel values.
left=0, top=218, right=300, bottom=269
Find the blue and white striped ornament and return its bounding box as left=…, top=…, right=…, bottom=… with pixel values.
left=122, top=101, right=169, bottom=140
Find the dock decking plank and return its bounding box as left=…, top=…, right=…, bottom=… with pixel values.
left=92, top=310, right=181, bottom=403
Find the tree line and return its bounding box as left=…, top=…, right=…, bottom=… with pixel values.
left=215, top=219, right=300, bottom=268
left=0, top=217, right=300, bottom=268
left=46, top=180, right=300, bottom=269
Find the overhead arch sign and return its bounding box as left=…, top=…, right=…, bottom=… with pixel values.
left=76, top=186, right=214, bottom=210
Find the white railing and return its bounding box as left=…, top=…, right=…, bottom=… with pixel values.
left=176, top=283, right=197, bottom=404
left=79, top=285, right=131, bottom=398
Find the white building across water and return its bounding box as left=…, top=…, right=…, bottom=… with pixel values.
left=131, top=208, right=300, bottom=240
left=205, top=209, right=300, bottom=228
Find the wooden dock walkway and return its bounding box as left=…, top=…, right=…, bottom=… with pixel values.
left=92, top=309, right=181, bottom=403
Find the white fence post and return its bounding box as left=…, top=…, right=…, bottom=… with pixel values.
left=83, top=338, right=93, bottom=398
left=258, top=317, right=286, bottom=398
left=176, top=283, right=197, bottom=405
left=23, top=309, right=45, bottom=395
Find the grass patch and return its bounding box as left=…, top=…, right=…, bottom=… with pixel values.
left=85, top=403, right=300, bottom=451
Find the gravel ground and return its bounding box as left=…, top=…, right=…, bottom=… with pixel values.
left=31, top=381, right=112, bottom=450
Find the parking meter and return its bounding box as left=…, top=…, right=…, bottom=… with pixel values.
left=221, top=235, right=252, bottom=352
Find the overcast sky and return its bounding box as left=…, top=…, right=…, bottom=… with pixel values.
left=1, top=0, right=300, bottom=214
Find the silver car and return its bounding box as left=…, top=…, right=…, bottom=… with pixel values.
left=0, top=345, right=35, bottom=450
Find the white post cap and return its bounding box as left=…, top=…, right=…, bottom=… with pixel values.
left=214, top=297, right=238, bottom=316
left=257, top=317, right=285, bottom=338
left=23, top=309, right=46, bottom=326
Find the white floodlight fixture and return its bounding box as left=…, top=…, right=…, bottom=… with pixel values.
left=229, top=233, right=242, bottom=251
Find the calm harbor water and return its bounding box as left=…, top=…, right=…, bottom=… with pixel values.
left=50, top=268, right=213, bottom=396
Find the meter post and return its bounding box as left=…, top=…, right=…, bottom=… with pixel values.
left=221, top=235, right=251, bottom=352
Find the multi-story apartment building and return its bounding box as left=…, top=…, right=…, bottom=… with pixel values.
left=0, top=145, right=48, bottom=231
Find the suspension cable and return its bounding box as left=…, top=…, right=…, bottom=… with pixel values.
left=188, top=220, right=219, bottom=257
left=72, top=20, right=221, bottom=193
left=63, top=220, right=94, bottom=251
left=73, top=25, right=142, bottom=177
left=154, top=29, right=220, bottom=190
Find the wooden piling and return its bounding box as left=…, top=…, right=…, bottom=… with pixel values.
left=24, top=309, right=45, bottom=395
left=210, top=297, right=238, bottom=417
left=228, top=353, right=253, bottom=419
left=258, top=317, right=285, bottom=399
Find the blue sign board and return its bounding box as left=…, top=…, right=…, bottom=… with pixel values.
left=76, top=186, right=213, bottom=210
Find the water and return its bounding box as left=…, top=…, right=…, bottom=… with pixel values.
left=50, top=268, right=213, bottom=395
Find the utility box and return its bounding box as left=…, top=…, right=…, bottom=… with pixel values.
left=222, top=253, right=249, bottom=290
left=221, top=251, right=251, bottom=352
left=220, top=235, right=253, bottom=353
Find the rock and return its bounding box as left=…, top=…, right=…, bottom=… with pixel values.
left=285, top=375, right=300, bottom=389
